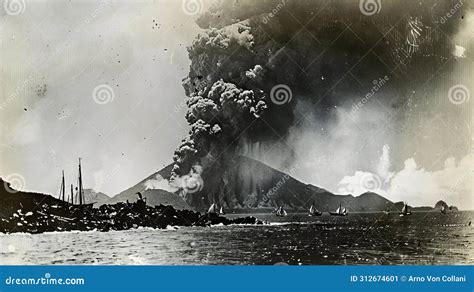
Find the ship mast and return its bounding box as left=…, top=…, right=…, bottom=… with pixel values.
left=78, top=158, right=83, bottom=205
left=70, top=184, right=74, bottom=205
left=61, top=170, right=66, bottom=202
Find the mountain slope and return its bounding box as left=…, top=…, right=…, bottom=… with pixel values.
left=107, top=164, right=191, bottom=210
left=110, top=156, right=459, bottom=213
left=115, top=156, right=399, bottom=212
left=83, top=189, right=110, bottom=207
left=186, top=156, right=397, bottom=212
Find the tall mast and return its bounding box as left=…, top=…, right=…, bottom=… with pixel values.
left=70, top=184, right=74, bottom=205
left=78, top=158, right=83, bottom=205
left=61, top=170, right=65, bottom=201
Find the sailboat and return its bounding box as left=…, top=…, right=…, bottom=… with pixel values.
left=219, top=206, right=226, bottom=215
left=275, top=206, right=287, bottom=217
left=308, top=202, right=322, bottom=216
left=399, top=202, right=412, bottom=216
left=208, top=203, right=218, bottom=214
left=329, top=203, right=348, bottom=216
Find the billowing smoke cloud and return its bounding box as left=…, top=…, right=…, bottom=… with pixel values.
left=171, top=0, right=469, bottom=203
left=145, top=174, right=177, bottom=193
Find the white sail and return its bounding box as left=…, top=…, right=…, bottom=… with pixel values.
left=401, top=204, right=407, bottom=214
left=309, top=205, right=314, bottom=213
left=342, top=208, right=347, bottom=214
left=276, top=206, right=287, bottom=216
left=208, top=203, right=217, bottom=214
left=219, top=206, right=225, bottom=214
left=335, top=207, right=341, bottom=214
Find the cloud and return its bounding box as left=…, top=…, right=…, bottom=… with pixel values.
left=338, top=145, right=473, bottom=209
left=388, top=155, right=473, bottom=208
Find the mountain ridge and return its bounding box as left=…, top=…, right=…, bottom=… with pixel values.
left=110, top=156, right=425, bottom=212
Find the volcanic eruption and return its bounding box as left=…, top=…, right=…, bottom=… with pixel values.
left=170, top=0, right=469, bottom=208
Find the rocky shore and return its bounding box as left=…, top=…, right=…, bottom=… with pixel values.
left=0, top=179, right=264, bottom=234
left=0, top=200, right=264, bottom=234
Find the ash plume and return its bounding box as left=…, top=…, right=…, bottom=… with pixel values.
left=171, top=0, right=468, bottom=192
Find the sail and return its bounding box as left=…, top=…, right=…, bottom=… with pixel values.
left=401, top=204, right=407, bottom=214
left=309, top=205, right=314, bottom=213
left=342, top=208, right=347, bottom=214
left=335, top=207, right=341, bottom=214
left=219, top=206, right=225, bottom=214
left=208, top=203, right=217, bottom=213
left=276, top=206, right=286, bottom=216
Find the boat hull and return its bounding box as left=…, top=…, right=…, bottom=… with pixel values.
left=399, top=212, right=412, bottom=217
left=308, top=212, right=322, bottom=216
left=329, top=212, right=348, bottom=216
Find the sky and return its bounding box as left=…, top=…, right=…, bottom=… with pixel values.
left=0, top=0, right=207, bottom=196
left=0, top=0, right=472, bottom=208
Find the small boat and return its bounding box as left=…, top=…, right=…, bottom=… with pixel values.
left=308, top=202, right=322, bottom=216
left=383, top=207, right=390, bottom=215
left=399, top=203, right=412, bottom=216
left=440, top=205, right=447, bottom=215
left=208, top=203, right=218, bottom=214
left=219, top=206, right=226, bottom=215
left=275, top=206, right=287, bottom=217
left=329, top=204, right=348, bottom=216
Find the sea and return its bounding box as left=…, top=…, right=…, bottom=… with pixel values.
left=1, top=211, right=472, bottom=265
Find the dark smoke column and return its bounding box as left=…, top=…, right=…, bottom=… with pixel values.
left=172, top=0, right=462, bottom=185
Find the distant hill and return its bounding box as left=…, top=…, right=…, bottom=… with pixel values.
left=106, top=164, right=191, bottom=210
left=83, top=189, right=110, bottom=207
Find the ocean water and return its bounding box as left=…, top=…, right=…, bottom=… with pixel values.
left=1, top=211, right=472, bottom=265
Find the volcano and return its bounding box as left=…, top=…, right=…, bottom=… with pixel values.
left=115, top=156, right=395, bottom=212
